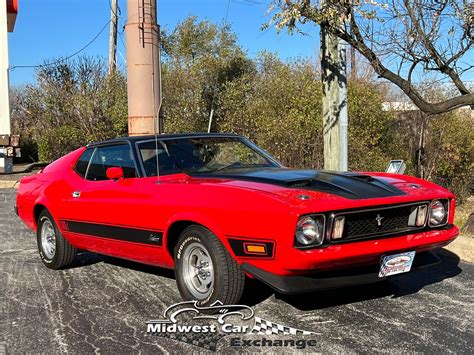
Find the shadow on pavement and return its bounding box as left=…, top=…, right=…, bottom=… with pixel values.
left=70, top=248, right=461, bottom=310
left=243, top=248, right=462, bottom=310
left=72, top=251, right=175, bottom=279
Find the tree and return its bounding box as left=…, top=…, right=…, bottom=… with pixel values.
left=160, top=16, right=255, bottom=132
left=267, top=0, right=474, bottom=115
left=11, top=57, right=127, bottom=161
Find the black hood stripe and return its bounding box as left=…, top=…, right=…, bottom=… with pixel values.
left=191, top=168, right=406, bottom=200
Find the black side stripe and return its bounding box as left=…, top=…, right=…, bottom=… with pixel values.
left=61, top=220, right=163, bottom=246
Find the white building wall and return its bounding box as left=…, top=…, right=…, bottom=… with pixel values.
left=0, top=0, right=11, bottom=135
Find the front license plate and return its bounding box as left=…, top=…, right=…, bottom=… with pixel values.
left=379, top=251, right=416, bottom=278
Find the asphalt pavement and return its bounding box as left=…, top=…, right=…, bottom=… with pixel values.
left=1, top=189, right=473, bottom=353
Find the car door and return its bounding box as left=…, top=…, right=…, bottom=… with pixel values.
left=59, top=143, right=166, bottom=264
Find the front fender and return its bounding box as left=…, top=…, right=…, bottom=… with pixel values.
left=163, top=212, right=228, bottom=249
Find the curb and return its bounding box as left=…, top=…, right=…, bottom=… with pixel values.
left=0, top=180, right=19, bottom=189
left=445, top=234, right=474, bottom=264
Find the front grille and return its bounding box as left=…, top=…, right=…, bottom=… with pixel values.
left=332, top=203, right=428, bottom=242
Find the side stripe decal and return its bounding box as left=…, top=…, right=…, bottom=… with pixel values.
left=60, top=220, right=163, bottom=246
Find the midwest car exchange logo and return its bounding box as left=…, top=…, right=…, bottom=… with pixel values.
left=146, top=301, right=317, bottom=351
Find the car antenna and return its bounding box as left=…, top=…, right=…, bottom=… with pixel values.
left=154, top=103, right=162, bottom=184
left=152, top=25, right=163, bottom=184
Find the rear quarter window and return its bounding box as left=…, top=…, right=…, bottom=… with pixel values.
left=74, top=149, right=94, bottom=178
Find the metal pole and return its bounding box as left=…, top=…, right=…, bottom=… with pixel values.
left=207, top=108, right=214, bottom=133
left=126, top=0, right=162, bottom=135
left=108, top=0, right=118, bottom=75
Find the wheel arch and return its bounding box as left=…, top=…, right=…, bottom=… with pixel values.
left=164, top=214, right=229, bottom=260
left=32, top=194, right=55, bottom=229
left=33, top=203, right=48, bottom=226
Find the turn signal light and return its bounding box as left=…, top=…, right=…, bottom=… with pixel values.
left=416, top=205, right=428, bottom=227
left=408, top=205, right=428, bottom=227
left=332, top=216, right=345, bottom=240
left=244, top=243, right=267, bottom=254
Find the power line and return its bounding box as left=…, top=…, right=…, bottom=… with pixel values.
left=10, top=20, right=112, bottom=70
left=119, top=27, right=127, bottom=49
left=231, top=0, right=270, bottom=7
left=225, top=0, right=231, bottom=23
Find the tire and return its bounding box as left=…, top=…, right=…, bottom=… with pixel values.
left=174, top=225, right=245, bottom=306
left=37, top=209, right=77, bottom=270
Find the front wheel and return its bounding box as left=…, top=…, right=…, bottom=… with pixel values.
left=37, top=209, right=77, bottom=269
left=174, top=225, right=245, bottom=306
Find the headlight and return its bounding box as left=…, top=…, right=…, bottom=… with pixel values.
left=429, top=200, right=448, bottom=226
left=295, top=215, right=325, bottom=247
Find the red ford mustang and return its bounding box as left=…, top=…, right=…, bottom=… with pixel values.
left=16, top=133, right=458, bottom=305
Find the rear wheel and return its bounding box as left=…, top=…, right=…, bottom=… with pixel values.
left=174, top=225, right=245, bottom=306
left=37, top=210, right=77, bottom=269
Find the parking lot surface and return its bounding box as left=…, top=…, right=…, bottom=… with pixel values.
left=1, top=189, right=473, bottom=353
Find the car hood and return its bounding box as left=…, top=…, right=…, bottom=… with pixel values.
left=190, top=168, right=406, bottom=200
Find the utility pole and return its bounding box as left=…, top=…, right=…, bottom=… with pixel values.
left=320, top=16, right=348, bottom=171
left=126, top=0, right=162, bottom=136
left=108, top=0, right=118, bottom=75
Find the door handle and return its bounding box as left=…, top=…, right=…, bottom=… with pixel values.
left=72, top=191, right=81, bottom=198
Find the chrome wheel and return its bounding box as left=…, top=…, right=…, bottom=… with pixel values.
left=182, top=242, right=215, bottom=299
left=40, top=219, right=56, bottom=259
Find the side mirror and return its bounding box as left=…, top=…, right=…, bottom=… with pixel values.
left=106, top=167, right=124, bottom=180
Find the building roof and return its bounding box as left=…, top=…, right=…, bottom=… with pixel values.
left=7, top=0, right=18, bottom=32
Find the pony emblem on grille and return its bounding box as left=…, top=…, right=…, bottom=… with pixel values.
left=375, top=214, right=384, bottom=227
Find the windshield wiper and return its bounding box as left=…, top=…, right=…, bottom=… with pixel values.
left=211, top=163, right=272, bottom=172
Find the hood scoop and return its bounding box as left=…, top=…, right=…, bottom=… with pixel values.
left=286, top=180, right=312, bottom=188
left=191, top=168, right=406, bottom=200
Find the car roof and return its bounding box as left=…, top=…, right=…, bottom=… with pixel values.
left=86, top=132, right=244, bottom=147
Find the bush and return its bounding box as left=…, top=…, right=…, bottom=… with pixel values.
left=11, top=57, right=127, bottom=162
left=427, top=112, right=474, bottom=203
left=217, top=54, right=324, bottom=168
left=347, top=81, right=402, bottom=172
left=38, top=126, right=86, bottom=162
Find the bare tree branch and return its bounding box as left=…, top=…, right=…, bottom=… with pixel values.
left=268, top=0, right=474, bottom=114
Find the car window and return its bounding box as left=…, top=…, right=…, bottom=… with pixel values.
left=137, top=137, right=278, bottom=176
left=166, top=138, right=274, bottom=173
left=74, top=148, right=94, bottom=177
left=86, top=144, right=137, bottom=181
left=138, top=141, right=181, bottom=177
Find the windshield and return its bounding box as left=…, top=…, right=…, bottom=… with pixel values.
left=137, top=137, right=280, bottom=176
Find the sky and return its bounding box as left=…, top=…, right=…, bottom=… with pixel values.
left=7, top=0, right=320, bottom=85
left=7, top=0, right=473, bottom=87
